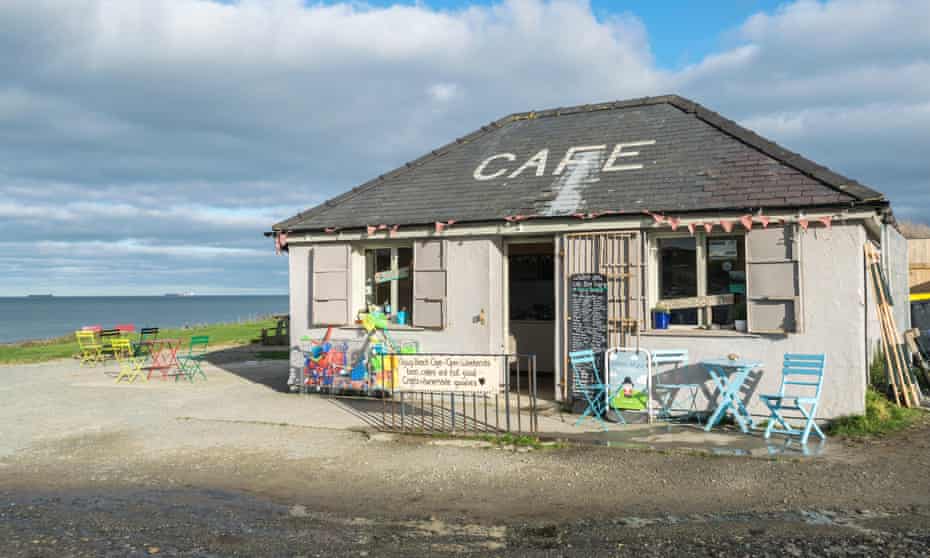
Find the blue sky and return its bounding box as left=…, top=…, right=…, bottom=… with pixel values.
left=328, top=0, right=788, bottom=68
left=1, top=0, right=928, bottom=296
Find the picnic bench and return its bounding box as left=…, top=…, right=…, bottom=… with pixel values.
left=261, top=314, right=289, bottom=346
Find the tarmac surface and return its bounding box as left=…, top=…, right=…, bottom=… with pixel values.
left=2, top=348, right=929, bottom=556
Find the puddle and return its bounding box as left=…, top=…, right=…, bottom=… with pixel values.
left=548, top=424, right=829, bottom=458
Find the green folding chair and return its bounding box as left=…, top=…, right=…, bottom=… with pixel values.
left=177, top=336, right=209, bottom=382
left=133, top=327, right=160, bottom=358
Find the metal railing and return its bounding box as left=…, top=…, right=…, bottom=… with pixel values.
left=297, top=351, right=538, bottom=436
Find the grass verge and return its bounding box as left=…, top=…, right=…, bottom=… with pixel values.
left=827, top=388, right=924, bottom=437
left=0, top=319, right=278, bottom=365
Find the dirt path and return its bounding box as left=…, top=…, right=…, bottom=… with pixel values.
left=2, top=359, right=929, bottom=556
left=2, top=414, right=929, bottom=556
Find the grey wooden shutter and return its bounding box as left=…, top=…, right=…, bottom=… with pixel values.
left=413, top=240, right=446, bottom=328
left=746, top=226, right=801, bottom=333
left=311, top=244, right=350, bottom=326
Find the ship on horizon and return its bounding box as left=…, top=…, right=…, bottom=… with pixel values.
left=163, top=292, right=196, bottom=297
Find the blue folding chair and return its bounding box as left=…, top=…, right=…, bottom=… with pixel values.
left=653, top=350, right=702, bottom=423
left=569, top=350, right=610, bottom=431
left=760, top=353, right=826, bottom=445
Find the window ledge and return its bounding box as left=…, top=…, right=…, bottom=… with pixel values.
left=641, top=328, right=762, bottom=339
left=339, top=324, right=426, bottom=332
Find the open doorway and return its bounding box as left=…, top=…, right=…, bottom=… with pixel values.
left=507, top=241, right=556, bottom=399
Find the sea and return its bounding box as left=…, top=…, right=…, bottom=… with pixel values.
left=0, top=295, right=289, bottom=344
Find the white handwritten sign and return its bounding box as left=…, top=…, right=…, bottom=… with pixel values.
left=473, top=140, right=656, bottom=181
left=394, top=355, right=502, bottom=393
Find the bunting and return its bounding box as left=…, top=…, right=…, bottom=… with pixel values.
left=434, top=220, right=456, bottom=233
left=274, top=231, right=288, bottom=255
left=644, top=210, right=666, bottom=224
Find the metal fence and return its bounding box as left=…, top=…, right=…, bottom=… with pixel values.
left=298, top=352, right=538, bottom=436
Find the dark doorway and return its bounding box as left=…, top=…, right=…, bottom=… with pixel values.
left=507, top=242, right=555, bottom=398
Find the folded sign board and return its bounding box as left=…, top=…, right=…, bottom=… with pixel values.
left=394, top=355, right=501, bottom=393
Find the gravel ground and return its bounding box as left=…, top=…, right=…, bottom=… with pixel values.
left=2, top=357, right=929, bottom=556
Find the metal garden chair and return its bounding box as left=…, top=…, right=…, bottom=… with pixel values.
left=652, top=350, right=701, bottom=423
left=760, top=353, right=826, bottom=445
left=177, top=336, right=209, bottom=382
left=75, top=330, right=103, bottom=366
left=99, top=328, right=123, bottom=360
left=133, top=327, right=160, bottom=358
left=569, top=349, right=610, bottom=431
left=112, top=338, right=146, bottom=383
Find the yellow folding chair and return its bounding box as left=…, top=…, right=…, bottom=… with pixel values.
left=75, top=330, right=103, bottom=366
left=113, top=338, right=146, bottom=383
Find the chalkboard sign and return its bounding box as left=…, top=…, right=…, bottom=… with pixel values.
left=569, top=273, right=608, bottom=398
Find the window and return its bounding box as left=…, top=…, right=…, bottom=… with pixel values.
left=658, top=237, right=698, bottom=325
left=653, top=233, right=746, bottom=329
left=364, top=246, right=413, bottom=322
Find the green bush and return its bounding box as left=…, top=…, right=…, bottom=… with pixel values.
left=0, top=319, right=277, bottom=365
left=869, top=348, right=888, bottom=391
left=828, top=388, right=923, bottom=437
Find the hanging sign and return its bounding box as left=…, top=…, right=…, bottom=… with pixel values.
left=374, top=267, right=410, bottom=284
left=708, top=239, right=738, bottom=260
left=394, top=355, right=501, bottom=393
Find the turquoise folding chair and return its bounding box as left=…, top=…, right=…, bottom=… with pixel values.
left=653, top=350, right=702, bottom=423
left=760, top=353, right=826, bottom=445
left=177, top=336, right=209, bottom=382
left=569, top=350, right=610, bottom=431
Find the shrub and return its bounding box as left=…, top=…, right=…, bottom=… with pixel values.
left=828, top=389, right=922, bottom=437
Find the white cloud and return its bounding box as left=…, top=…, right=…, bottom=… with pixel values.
left=0, top=0, right=927, bottom=295
left=16, top=239, right=270, bottom=259
left=427, top=83, right=460, bottom=103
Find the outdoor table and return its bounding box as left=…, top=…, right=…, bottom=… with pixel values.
left=701, top=358, right=763, bottom=433
left=140, top=338, right=182, bottom=380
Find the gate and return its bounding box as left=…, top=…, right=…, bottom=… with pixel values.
left=314, top=353, right=538, bottom=436
left=561, top=231, right=643, bottom=400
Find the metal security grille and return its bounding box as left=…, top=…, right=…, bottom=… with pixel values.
left=561, top=231, right=643, bottom=400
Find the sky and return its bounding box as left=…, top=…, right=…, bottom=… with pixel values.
left=1, top=0, right=928, bottom=296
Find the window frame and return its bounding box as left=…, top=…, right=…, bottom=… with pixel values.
left=359, top=241, right=414, bottom=321
left=648, top=230, right=747, bottom=330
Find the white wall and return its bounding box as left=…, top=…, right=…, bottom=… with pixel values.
left=288, top=237, right=506, bottom=369
left=639, top=222, right=869, bottom=419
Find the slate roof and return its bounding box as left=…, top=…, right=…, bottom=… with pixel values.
left=275, top=95, right=886, bottom=232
